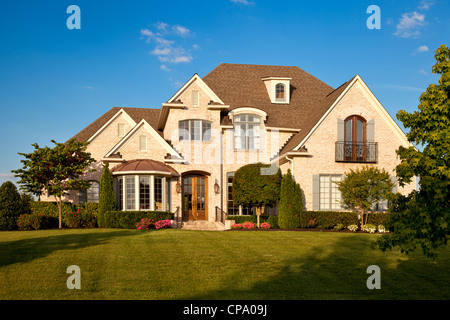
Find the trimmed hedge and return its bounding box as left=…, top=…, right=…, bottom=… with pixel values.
left=227, top=211, right=390, bottom=230
left=104, top=211, right=174, bottom=229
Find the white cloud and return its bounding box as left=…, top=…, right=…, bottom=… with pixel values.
left=172, top=25, right=191, bottom=37
left=0, top=173, right=15, bottom=178
left=418, top=0, right=435, bottom=10
left=418, top=69, right=429, bottom=75
left=140, top=22, right=195, bottom=68
left=394, top=11, right=426, bottom=38
left=416, top=45, right=429, bottom=53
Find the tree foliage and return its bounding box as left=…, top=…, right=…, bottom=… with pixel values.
left=376, top=45, right=450, bottom=258
left=232, top=163, right=282, bottom=227
left=335, top=166, right=394, bottom=231
left=278, top=169, right=303, bottom=229
left=0, top=181, right=22, bottom=230
left=12, top=138, right=95, bottom=228
left=98, top=163, right=116, bottom=228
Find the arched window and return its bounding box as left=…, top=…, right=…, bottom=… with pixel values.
left=86, top=181, right=100, bottom=203
left=275, top=83, right=285, bottom=101
left=344, top=115, right=367, bottom=161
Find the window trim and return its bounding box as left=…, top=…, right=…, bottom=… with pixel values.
left=275, top=83, right=286, bottom=101
left=233, top=114, right=261, bottom=151
left=319, top=174, right=343, bottom=211
left=178, top=119, right=212, bottom=142
left=117, top=175, right=170, bottom=212
left=86, top=180, right=100, bottom=203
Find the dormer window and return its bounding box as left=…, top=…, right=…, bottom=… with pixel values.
left=276, top=83, right=285, bottom=101
left=261, top=77, right=291, bottom=104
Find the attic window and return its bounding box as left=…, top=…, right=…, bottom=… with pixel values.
left=118, top=123, right=125, bottom=137
left=276, top=83, right=285, bottom=101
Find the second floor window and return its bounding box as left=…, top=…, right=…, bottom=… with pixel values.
left=179, top=120, right=212, bottom=142
left=234, top=114, right=261, bottom=150
left=345, top=115, right=367, bottom=162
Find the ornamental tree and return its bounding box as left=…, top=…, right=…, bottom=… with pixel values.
left=335, top=166, right=394, bottom=231
left=232, top=163, right=282, bottom=227
left=98, top=163, right=116, bottom=228
left=278, top=169, right=303, bottom=229
left=12, top=138, right=95, bottom=228
left=376, top=45, right=450, bottom=258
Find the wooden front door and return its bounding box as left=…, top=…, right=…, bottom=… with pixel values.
left=182, top=175, right=208, bottom=221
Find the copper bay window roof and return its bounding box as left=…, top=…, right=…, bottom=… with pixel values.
left=110, top=159, right=179, bottom=176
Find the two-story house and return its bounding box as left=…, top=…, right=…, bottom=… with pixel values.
left=45, top=63, right=416, bottom=228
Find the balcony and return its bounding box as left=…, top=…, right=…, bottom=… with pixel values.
left=335, top=141, right=378, bottom=163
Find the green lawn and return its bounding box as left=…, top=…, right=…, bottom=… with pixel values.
left=1, top=228, right=449, bottom=300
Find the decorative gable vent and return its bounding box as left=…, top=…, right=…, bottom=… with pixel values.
left=261, top=77, right=291, bottom=104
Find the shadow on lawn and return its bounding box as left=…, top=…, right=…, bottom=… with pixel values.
left=186, top=233, right=450, bottom=300
left=0, top=229, right=141, bottom=268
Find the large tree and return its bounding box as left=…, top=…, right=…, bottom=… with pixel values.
left=232, top=163, right=282, bottom=227
left=376, top=45, right=450, bottom=258
left=13, top=138, right=95, bottom=228
left=335, top=166, right=394, bottom=231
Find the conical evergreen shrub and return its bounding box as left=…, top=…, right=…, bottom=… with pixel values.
left=98, top=164, right=116, bottom=227
left=278, top=169, right=303, bottom=229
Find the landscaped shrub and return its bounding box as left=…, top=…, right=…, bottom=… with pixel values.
left=63, top=209, right=97, bottom=228
left=365, top=224, right=377, bottom=233
left=0, top=181, right=22, bottom=230
left=260, top=222, right=271, bottom=229
left=278, top=169, right=302, bottom=229
left=242, top=221, right=256, bottom=229
left=227, top=215, right=270, bottom=224
left=267, top=216, right=278, bottom=229
left=348, top=224, right=358, bottom=232
left=17, top=213, right=59, bottom=230
left=136, top=218, right=155, bottom=230
left=231, top=223, right=243, bottom=229
left=104, top=211, right=173, bottom=229
left=155, top=219, right=171, bottom=229
left=299, top=211, right=359, bottom=229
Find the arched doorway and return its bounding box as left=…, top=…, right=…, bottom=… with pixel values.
left=182, top=173, right=208, bottom=221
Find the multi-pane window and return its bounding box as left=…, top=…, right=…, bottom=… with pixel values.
left=234, top=114, right=261, bottom=150
left=154, top=176, right=163, bottom=210
left=87, top=181, right=99, bottom=203
left=139, top=176, right=150, bottom=210
left=117, top=175, right=170, bottom=211
left=178, top=120, right=212, bottom=142
left=126, top=176, right=135, bottom=210
left=226, top=172, right=239, bottom=215
left=319, top=175, right=342, bottom=210
left=276, top=83, right=285, bottom=101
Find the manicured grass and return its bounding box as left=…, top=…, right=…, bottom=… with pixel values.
left=1, top=228, right=449, bottom=300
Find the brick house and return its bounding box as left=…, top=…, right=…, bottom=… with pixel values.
left=44, top=63, right=416, bottom=228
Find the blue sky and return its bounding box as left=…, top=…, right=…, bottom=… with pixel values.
left=0, top=0, right=448, bottom=185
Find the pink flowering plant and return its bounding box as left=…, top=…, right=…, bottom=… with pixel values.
left=136, top=218, right=155, bottom=230
left=260, top=222, right=271, bottom=229
left=231, top=223, right=243, bottom=229
left=155, top=219, right=171, bottom=229
left=242, top=221, right=256, bottom=229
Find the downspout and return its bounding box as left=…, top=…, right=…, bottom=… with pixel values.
left=220, top=127, right=224, bottom=211
left=286, top=155, right=294, bottom=174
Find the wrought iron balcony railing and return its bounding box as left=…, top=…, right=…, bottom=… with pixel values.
left=335, top=142, right=378, bottom=163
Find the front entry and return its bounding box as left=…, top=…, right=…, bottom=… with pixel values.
left=182, top=174, right=208, bottom=221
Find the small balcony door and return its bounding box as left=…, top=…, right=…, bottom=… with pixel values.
left=345, top=115, right=367, bottom=162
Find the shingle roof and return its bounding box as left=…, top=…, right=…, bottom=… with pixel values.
left=202, top=63, right=355, bottom=155
left=70, top=63, right=355, bottom=158
left=202, top=63, right=335, bottom=129
left=70, top=107, right=161, bottom=142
